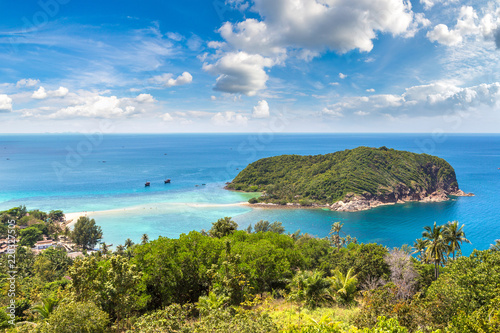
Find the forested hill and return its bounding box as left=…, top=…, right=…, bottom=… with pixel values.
left=227, top=146, right=464, bottom=208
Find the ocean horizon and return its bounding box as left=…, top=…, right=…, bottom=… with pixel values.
left=1, top=133, right=499, bottom=254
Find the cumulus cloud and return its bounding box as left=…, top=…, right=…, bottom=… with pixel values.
left=427, top=5, right=500, bottom=46
left=252, top=100, right=270, bottom=118
left=206, top=0, right=425, bottom=95
left=339, top=73, right=348, bottom=79
left=219, top=0, right=418, bottom=55
left=0, top=94, right=13, bottom=112
left=32, top=86, right=70, bottom=99
left=52, top=87, right=69, bottom=97
left=325, top=81, right=500, bottom=117
left=135, top=93, right=155, bottom=103
left=211, top=111, right=249, bottom=126
left=203, top=52, right=274, bottom=96
left=16, top=78, right=40, bottom=88
left=150, top=72, right=193, bottom=87
left=161, top=113, right=174, bottom=122
left=22, top=90, right=158, bottom=119
left=32, top=87, right=48, bottom=99
left=366, top=88, right=376, bottom=92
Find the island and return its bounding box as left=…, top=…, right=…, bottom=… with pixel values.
left=226, top=146, right=473, bottom=212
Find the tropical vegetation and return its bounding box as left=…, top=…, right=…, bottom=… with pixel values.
left=0, top=206, right=498, bottom=333
left=226, top=147, right=460, bottom=205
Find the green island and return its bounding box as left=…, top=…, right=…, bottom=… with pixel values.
left=226, top=146, right=473, bottom=211
left=1, top=206, right=499, bottom=332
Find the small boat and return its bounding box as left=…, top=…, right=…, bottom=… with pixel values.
left=202, top=184, right=206, bottom=186
left=164, top=179, right=171, bottom=184
left=145, top=182, right=151, bottom=187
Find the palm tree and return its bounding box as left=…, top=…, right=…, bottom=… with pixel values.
left=115, top=244, right=125, bottom=255
left=443, top=221, right=471, bottom=260
left=32, top=297, right=59, bottom=319
left=288, top=270, right=332, bottom=309
left=141, top=233, right=149, bottom=245
left=329, top=268, right=358, bottom=305
left=412, top=238, right=428, bottom=262
left=124, top=238, right=134, bottom=249
left=329, top=222, right=344, bottom=250
left=100, top=242, right=108, bottom=255
left=422, top=222, right=449, bottom=280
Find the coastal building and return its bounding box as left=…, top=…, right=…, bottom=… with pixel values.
left=33, top=238, right=54, bottom=250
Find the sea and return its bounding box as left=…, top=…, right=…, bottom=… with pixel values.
left=0, top=133, right=499, bottom=254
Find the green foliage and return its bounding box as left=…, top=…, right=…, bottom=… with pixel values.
left=69, top=255, right=144, bottom=321
left=193, top=303, right=278, bottom=333
left=19, top=227, right=43, bottom=247
left=442, top=221, right=470, bottom=260
left=19, top=301, right=110, bottom=333
left=31, top=297, right=60, bottom=319
left=253, top=220, right=286, bottom=234
left=288, top=270, right=332, bottom=309
left=132, top=231, right=225, bottom=309
left=329, top=268, right=359, bottom=305
left=227, top=147, right=459, bottom=205
left=71, top=216, right=103, bottom=250
left=423, top=250, right=500, bottom=329
left=209, top=216, right=238, bottom=238
left=321, top=243, right=390, bottom=285
left=422, top=222, right=449, bottom=280
left=127, top=303, right=193, bottom=333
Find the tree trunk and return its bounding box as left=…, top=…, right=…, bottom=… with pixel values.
left=434, top=261, right=439, bottom=280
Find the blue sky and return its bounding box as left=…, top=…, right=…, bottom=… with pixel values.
left=0, top=0, right=499, bottom=133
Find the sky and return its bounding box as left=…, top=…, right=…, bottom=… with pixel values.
left=0, top=0, right=499, bottom=133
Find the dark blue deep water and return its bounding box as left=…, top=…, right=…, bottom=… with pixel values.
left=0, top=133, right=498, bottom=253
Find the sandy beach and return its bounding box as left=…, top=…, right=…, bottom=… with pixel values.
left=64, top=201, right=249, bottom=227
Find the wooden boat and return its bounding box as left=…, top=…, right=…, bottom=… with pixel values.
left=164, top=179, right=171, bottom=184
left=145, top=182, right=151, bottom=187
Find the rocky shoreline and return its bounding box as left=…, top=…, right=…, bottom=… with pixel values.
left=245, top=189, right=474, bottom=212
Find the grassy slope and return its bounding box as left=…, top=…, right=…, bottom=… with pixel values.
left=227, top=147, right=458, bottom=205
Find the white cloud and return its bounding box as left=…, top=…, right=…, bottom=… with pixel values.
left=150, top=72, right=193, bottom=87
left=322, top=107, right=343, bottom=117
left=329, top=82, right=340, bottom=86
left=427, top=5, right=500, bottom=47
left=420, top=0, right=459, bottom=11
left=0, top=94, right=13, bottom=112
left=52, top=87, right=69, bottom=97
left=325, top=81, right=500, bottom=117
left=22, top=91, right=158, bottom=119
left=166, top=32, right=183, bottom=41
left=16, top=78, right=39, bottom=88
left=252, top=100, right=270, bottom=118
left=161, top=113, right=174, bottom=122
left=47, top=94, right=143, bottom=119
left=211, top=111, right=249, bottom=126
left=135, top=93, right=155, bottom=103
left=206, top=0, right=425, bottom=95
left=32, top=87, right=48, bottom=99
left=355, top=111, right=370, bottom=116
left=32, top=86, right=70, bottom=99
left=427, top=24, right=462, bottom=46
left=219, top=0, right=418, bottom=55
left=366, top=88, right=375, bottom=92
left=211, top=95, right=217, bottom=101
left=339, top=73, right=348, bottom=79
left=203, top=52, right=274, bottom=96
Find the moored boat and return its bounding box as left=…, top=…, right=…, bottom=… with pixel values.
left=145, top=182, right=151, bottom=187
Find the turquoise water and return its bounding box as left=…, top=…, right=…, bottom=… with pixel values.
left=0, top=133, right=499, bottom=253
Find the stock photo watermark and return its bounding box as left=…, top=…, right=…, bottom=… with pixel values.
left=6, top=218, right=17, bottom=326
